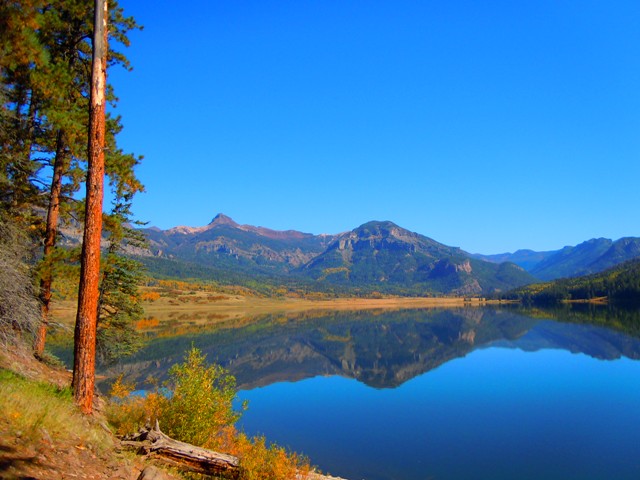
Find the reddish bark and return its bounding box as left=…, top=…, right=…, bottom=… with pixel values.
left=73, top=0, right=108, bottom=415
left=34, top=130, right=68, bottom=357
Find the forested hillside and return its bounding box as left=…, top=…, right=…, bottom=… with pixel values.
left=530, top=237, right=640, bottom=280
left=473, top=237, right=640, bottom=280
left=300, top=220, right=535, bottom=295
left=498, top=258, right=640, bottom=305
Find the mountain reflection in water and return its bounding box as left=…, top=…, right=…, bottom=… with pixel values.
left=100, top=306, right=640, bottom=392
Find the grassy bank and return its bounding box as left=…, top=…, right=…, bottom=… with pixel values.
left=0, top=344, right=151, bottom=479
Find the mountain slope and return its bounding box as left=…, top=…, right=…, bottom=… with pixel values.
left=589, top=237, right=640, bottom=272
left=530, top=237, right=640, bottom=280
left=471, top=249, right=558, bottom=271
left=138, top=217, right=536, bottom=295
left=300, top=221, right=535, bottom=295
left=500, top=258, right=640, bottom=305
left=143, top=213, right=337, bottom=276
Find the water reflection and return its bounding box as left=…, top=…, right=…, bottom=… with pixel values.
left=101, top=306, right=640, bottom=391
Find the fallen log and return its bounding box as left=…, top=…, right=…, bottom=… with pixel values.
left=122, top=421, right=240, bottom=478
left=122, top=421, right=349, bottom=480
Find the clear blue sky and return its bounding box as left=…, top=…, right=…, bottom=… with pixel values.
left=109, top=0, right=640, bottom=254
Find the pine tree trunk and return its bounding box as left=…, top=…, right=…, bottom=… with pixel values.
left=73, top=0, right=108, bottom=415
left=34, top=130, right=68, bottom=357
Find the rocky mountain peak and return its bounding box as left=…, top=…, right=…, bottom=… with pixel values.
left=355, top=220, right=400, bottom=235
left=209, top=213, right=238, bottom=227
left=143, top=216, right=538, bottom=294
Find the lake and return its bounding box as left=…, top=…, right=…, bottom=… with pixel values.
left=102, top=306, right=640, bottom=480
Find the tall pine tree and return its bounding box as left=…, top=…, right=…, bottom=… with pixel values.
left=73, top=0, right=108, bottom=414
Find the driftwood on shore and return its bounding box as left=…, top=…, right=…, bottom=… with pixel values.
left=121, top=421, right=240, bottom=478
left=121, top=421, right=348, bottom=480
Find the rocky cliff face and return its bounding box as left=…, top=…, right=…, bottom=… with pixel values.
left=301, top=221, right=534, bottom=294
left=143, top=214, right=338, bottom=272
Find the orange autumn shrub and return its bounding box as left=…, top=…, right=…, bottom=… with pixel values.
left=141, top=291, right=161, bottom=302
left=135, top=317, right=159, bottom=330
left=108, top=348, right=311, bottom=479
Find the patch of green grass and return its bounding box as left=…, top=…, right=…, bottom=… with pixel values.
left=0, top=369, right=111, bottom=450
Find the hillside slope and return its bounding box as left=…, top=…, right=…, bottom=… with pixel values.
left=143, top=213, right=338, bottom=276
left=300, top=221, right=535, bottom=295
left=531, top=237, right=640, bottom=280
left=471, top=249, right=558, bottom=271
left=500, top=258, right=640, bottom=305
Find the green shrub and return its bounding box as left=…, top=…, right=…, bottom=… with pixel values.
left=108, top=347, right=311, bottom=479
left=162, top=347, right=242, bottom=448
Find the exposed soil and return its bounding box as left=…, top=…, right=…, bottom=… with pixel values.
left=0, top=433, right=138, bottom=480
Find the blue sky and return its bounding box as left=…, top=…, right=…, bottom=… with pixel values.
left=109, top=0, right=640, bottom=254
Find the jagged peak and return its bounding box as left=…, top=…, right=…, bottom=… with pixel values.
left=166, top=214, right=238, bottom=234
left=209, top=213, right=238, bottom=226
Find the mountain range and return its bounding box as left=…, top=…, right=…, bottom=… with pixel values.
left=106, top=213, right=640, bottom=296
left=473, top=237, right=640, bottom=281
left=144, top=213, right=335, bottom=272
left=139, top=214, right=535, bottom=296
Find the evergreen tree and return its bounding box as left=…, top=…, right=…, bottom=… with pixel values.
left=0, top=0, right=144, bottom=356
left=72, top=0, right=108, bottom=414
left=2, top=2, right=145, bottom=391
left=97, top=190, right=146, bottom=365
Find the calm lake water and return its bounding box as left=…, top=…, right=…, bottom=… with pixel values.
left=102, top=306, right=640, bottom=480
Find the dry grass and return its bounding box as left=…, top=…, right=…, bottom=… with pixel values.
left=0, top=342, right=174, bottom=479
left=0, top=369, right=112, bottom=450
left=53, top=294, right=485, bottom=338
left=54, top=288, right=485, bottom=323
